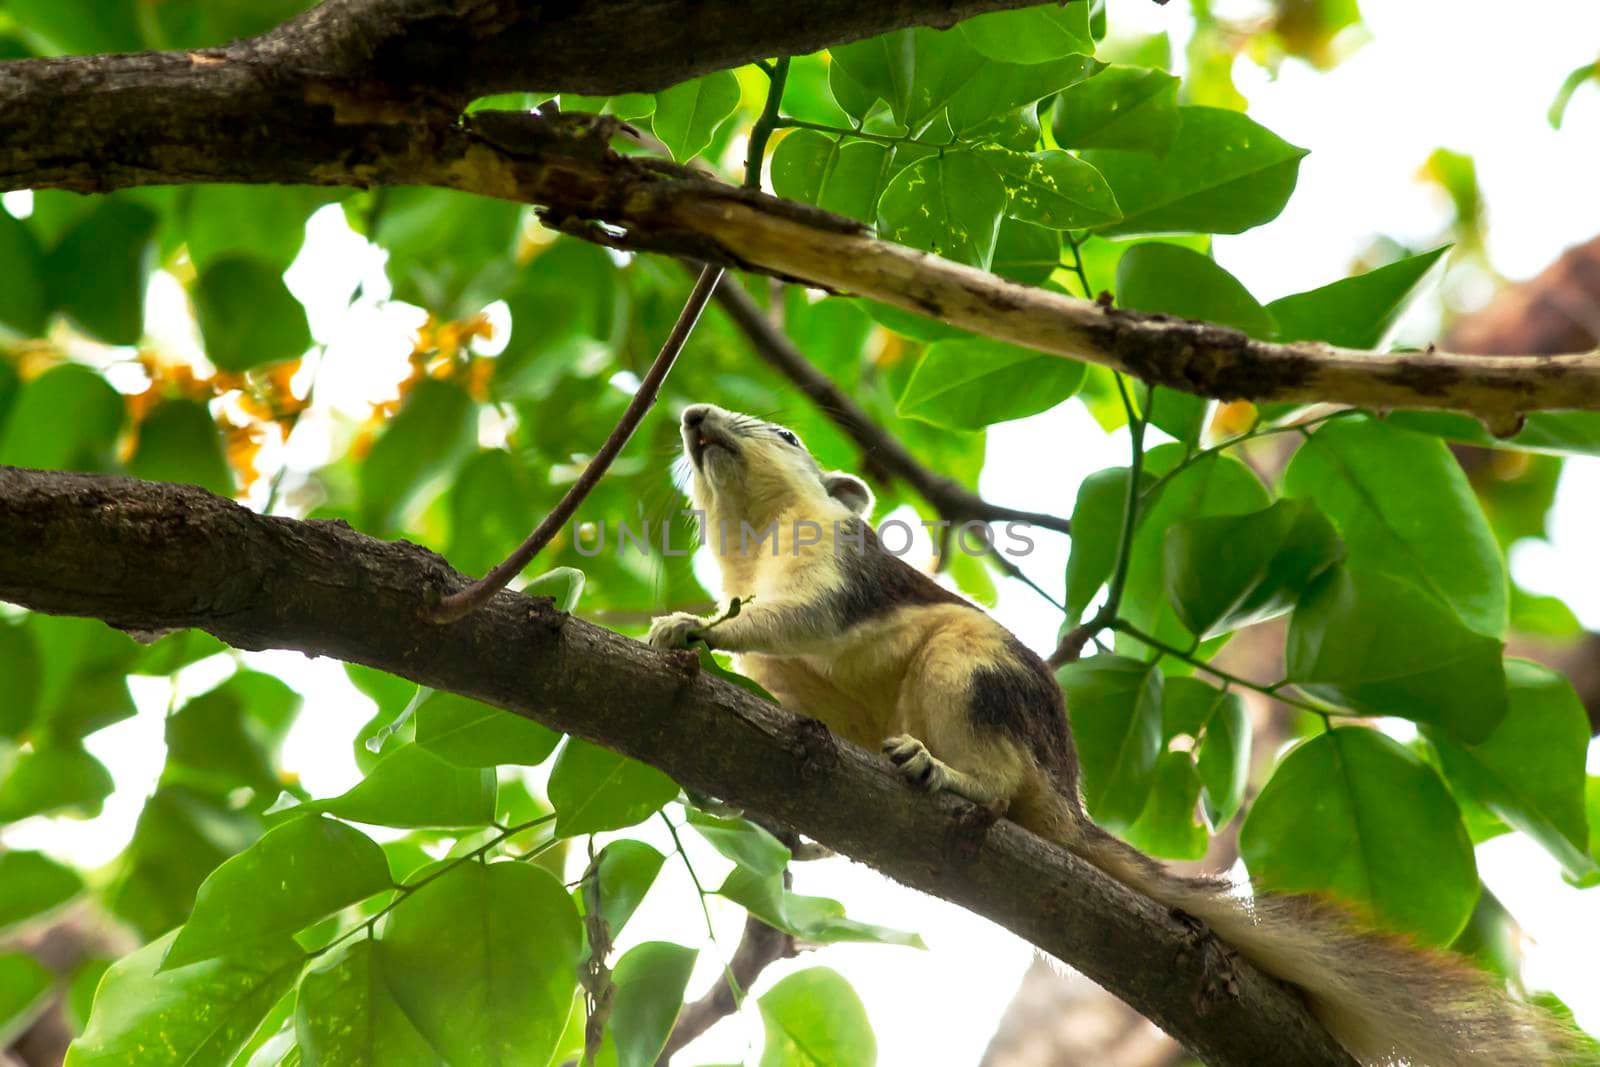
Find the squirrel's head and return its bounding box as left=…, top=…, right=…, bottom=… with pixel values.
left=677, top=404, right=873, bottom=528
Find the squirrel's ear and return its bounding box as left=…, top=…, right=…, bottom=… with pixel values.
left=823, top=471, right=874, bottom=516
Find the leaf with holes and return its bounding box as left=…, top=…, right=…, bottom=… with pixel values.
left=877, top=152, right=1007, bottom=270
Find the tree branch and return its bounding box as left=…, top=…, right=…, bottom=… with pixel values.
left=4, top=69, right=1593, bottom=421
left=427, top=263, right=721, bottom=622
left=656, top=915, right=796, bottom=1065
left=4, top=0, right=1597, bottom=420
left=0, top=464, right=1356, bottom=1067
left=711, top=273, right=1072, bottom=534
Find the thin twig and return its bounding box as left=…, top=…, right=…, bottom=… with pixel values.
left=427, top=58, right=800, bottom=623
left=425, top=263, right=722, bottom=623
left=710, top=274, right=1071, bottom=536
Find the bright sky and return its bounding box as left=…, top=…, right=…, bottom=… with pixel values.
left=6, top=1, right=1600, bottom=1063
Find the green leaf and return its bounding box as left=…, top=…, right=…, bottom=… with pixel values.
left=4, top=0, right=143, bottom=55
left=855, top=298, right=972, bottom=343
left=1062, top=466, right=1149, bottom=621
left=1136, top=384, right=1211, bottom=446
left=687, top=809, right=791, bottom=876
left=898, top=338, right=1084, bottom=429
left=1266, top=247, right=1448, bottom=349
left=310, top=744, right=496, bottom=829
left=1052, top=65, right=1181, bottom=154
left=1385, top=410, right=1600, bottom=458
left=1115, top=242, right=1276, bottom=338
left=415, top=691, right=560, bottom=768
left=26, top=615, right=137, bottom=744
left=129, top=399, right=233, bottom=496
left=719, top=867, right=924, bottom=949
left=1057, top=656, right=1163, bottom=829
left=771, top=131, right=894, bottom=225
left=368, top=188, right=521, bottom=314
left=444, top=450, right=538, bottom=575
left=979, top=147, right=1120, bottom=229
left=1118, top=446, right=1270, bottom=655
left=1161, top=676, right=1250, bottom=827
left=1084, top=107, right=1306, bottom=237
left=162, top=671, right=299, bottom=799
left=1163, top=498, right=1343, bottom=638
left=1549, top=60, right=1600, bottom=128
left=1286, top=567, right=1507, bottom=742
left=164, top=815, right=392, bottom=970
left=597, top=942, right=699, bottom=1067
left=66, top=931, right=302, bottom=1067
left=991, top=217, right=1061, bottom=285
left=944, top=55, right=1094, bottom=136
left=45, top=198, right=157, bottom=344
left=651, top=71, right=741, bottom=162
left=959, top=4, right=1093, bottom=63
left=548, top=739, right=679, bottom=837
left=523, top=566, right=586, bottom=614
left=1121, top=751, right=1207, bottom=860
left=1239, top=727, right=1477, bottom=946
left=0, top=744, right=114, bottom=822
left=695, top=646, right=780, bottom=704
left=758, top=968, right=877, bottom=1067
left=193, top=256, right=312, bottom=372
left=0, top=952, right=52, bottom=1047
left=295, top=939, right=443, bottom=1067
left=378, top=862, right=580, bottom=1067
left=0, top=363, right=124, bottom=473
left=0, top=850, right=84, bottom=934
left=830, top=29, right=984, bottom=133
left=0, top=211, right=50, bottom=335
left=105, top=787, right=259, bottom=940
left=1284, top=415, right=1507, bottom=637
left=1430, top=660, right=1597, bottom=885
left=358, top=379, right=478, bottom=535
left=139, top=0, right=316, bottom=49
left=581, top=840, right=666, bottom=942
left=0, top=620, right=40, bottom=740
left=877, top=152, right=1007, bottom=269
left=179, top=186, right=329, bottom=273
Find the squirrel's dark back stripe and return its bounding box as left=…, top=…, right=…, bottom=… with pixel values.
left=829, top=518, right=973, bottom=629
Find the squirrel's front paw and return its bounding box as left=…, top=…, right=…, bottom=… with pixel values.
left=647, top=611, right=705, bottom=650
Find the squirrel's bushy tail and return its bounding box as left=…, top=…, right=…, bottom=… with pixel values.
left=1051, top=806, right=1576, bottom=1066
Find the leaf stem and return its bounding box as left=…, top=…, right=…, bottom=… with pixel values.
left=306, top=813, right=556, bottom=960
left=744, top=57, right=790, bottom=191
left=660, top=811, right=719, bottom=944
left=772, top=117, right=950, bottom=150
left=1062, top=231, right=1093, bottom=299
left=1108, top=619, right=1329, bottom=714
left=1137, top=407, right=1359, bottom=509
left=1049, top=374, right=1146, bottom=666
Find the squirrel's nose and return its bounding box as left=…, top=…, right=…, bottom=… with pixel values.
left=682, top=404, right=711, bottom=430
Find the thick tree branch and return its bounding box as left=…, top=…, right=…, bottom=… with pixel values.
left=4, top=66, right=1593, bottom=420
left=711, top=273, right=1072, bottom=534
left=0, top=465, right=1356, bottom=1067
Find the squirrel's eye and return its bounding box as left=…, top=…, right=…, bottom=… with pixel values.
left=776, top=429, right=801, bottom=447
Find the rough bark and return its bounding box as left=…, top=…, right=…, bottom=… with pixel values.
left=2, top=4, right=1598, bottom=419
left=0, top=464, right=1358, bottom=1067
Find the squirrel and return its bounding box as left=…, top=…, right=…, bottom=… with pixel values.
left=648, top=403, right=1569, bottom=1067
